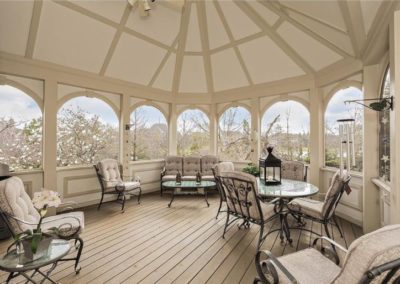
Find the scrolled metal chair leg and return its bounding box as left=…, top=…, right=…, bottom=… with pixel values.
left=137, top=187, right=142, bottom=204
left=97, top=194, right=104, bottom=210
left=222, top=212, right=230, bottom=239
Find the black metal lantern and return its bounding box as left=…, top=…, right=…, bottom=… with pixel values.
left=259, top=146, right=281, bottom=185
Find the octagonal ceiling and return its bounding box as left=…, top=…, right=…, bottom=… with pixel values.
left=0, top=0, right=388, bottom=96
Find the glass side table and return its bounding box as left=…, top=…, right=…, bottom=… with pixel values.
left=0, top=239, right=70, bottom=284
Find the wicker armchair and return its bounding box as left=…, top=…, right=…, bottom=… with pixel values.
left=219, top=171, right=278, bottom=250
left=94, top=159, right=141, bottom=211
left=287, top=170, right=351, bottom=241
left=254, top=224, right=400, bottom=283
left=0, top=177, right=84, bottom=274
left=212, top=162, right=235, bottom=219
left=281, top=161, right=308, bottom=182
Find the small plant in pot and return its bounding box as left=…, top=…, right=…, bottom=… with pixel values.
left=242, top=163, right=260, bottom=177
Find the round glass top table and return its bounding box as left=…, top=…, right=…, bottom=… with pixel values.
left=162, top=180, right=216, bottom=208
left=0, top=239, right=70, bottom=284
left=257, top=178, right=319, bottom=199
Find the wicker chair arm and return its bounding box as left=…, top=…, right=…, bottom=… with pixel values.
left=255, top=250, right=298, bottom=284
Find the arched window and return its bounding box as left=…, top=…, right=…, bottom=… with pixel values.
left=218, top=106, right=251, bottom=161
left=57, top=96, right=119, bottom=167
left=130, top=105, right=168, bottom=161
left=325, top=87, right=363, bottom=171
left=177, top=109, right=210, bottom=156
left=261, top=100, right=310, bottom=163
left=379, top=67, right=391, bottom=181
left=0, top=85, right=42, bottom=170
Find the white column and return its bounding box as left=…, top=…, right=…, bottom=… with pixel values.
left=169, top=103, right=177, bottom=155
left=209, top=103, right=218, bottom=155
left=363, top=65, right=381, bottom=233
left=250, top=98, right=260, bottom=164
left=43, top=78, right=57, bottom=190
left=120, top=93, right=131, bottom=178
left=309, top=86, right=323, bottom=188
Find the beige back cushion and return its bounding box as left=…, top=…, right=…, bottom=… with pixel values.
left=281, top=161, right=304, bottom=181
left=165, top=156, right=183, bottom=175
left=219, top=171, right=262, bottom=221
left=334, top=224, right=400, bottom=284
left=201, top=155, right=218, bottom=175
left=98, top=159, right=123, bottom=188
left=0, top=177, right=39, bottom=234
left=183, top=156, right=201, bottom=176
left=321, top=170, right=349, bottom=218
left=213, top=162, right=235, bottom=177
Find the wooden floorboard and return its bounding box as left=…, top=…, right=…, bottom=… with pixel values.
left=0, top=194, right=362, bottom=284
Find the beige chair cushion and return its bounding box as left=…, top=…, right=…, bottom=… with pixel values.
left=322, top=170, right=349, bottom=218
left=42, top=211, right=84, bottom=237
left=202, top=175, right=215, bottom=181
left=287, top=198, right=323, bottom=219
left=213, top=162, right=235, bottom=177
left=0, top=177, right=40, bottom=234
left=98, top=159, right=123, bottom=188
left=275, top=248, right=341, bottom=284
left=201, top=155, right=218, bottom=175
left=165, top=156, right=183, bottom=175
left=124, top=181, right=140, bottom=191
left=182, top=175, right=196, bottom=181
left=183, top=156, right=201, bottom=176
left=162, top=175, right=176, bottom=182
left=281, top=161, right=305, bottom=181
left=333, top=224, right=400, bottom=284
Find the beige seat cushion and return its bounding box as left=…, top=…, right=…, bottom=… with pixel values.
left=162, top=175, right=176, bottom=182
left=202, top=175, right=215, bottom=181
left=275, top=248, right=340, bottom=284
left=287, top=198, right=323, bottom=219
left=42, top=211, right=84, bottom=238
left=124, top=181, right=140, bottom=191
left=182, top=175, right=196, bottom=181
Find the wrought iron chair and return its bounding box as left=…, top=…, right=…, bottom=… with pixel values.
left=254, top=224, right=400, bottom=283
left=281, top=161, right=308, bottom=182
left=219, top=171, right=279, bottom=250
left=94, top=159, right=141, bottom=211
left=0, top=176, right=84, bottom=275
left=212, top=162, right=234, bottom=219
left=287, top=170, right=351, bottom=242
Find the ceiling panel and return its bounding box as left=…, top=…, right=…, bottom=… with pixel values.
left=179, top=56, right=207, bottom=93
left=247, top=1, right=279, bottom=26
left=34, top=1, right=115, bottom=73
left=0, top=0, right=33, bottom=56
left=277, top=22, right=343, bottom=70
left=360, top=0, right=382, bottom=34
left=106, top=33, right=167, bottom=85
left=205, top=1, right=230, bottom=49
left=218, top=1, right=261, bottom=40
left=72, top=0, right=127, bottom=23
left=185, top=4, right=202, bottom=52
left=211, top=49, right=248, bottom=92
left=125, top=3, right=181, bottom=46
left=238, top=36, right=305, bottom=84
left=153, top=53, right=176, bottom=91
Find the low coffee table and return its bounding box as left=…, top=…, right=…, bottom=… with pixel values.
left=162, top=180, right=216, bottom=208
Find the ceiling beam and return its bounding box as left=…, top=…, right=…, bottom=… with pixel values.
left=99, top=3, right=132, bottom=76
left=214, top=1, right=254, bottom=85
left=197, top=1, right=214, bottom=94
left=235, top=1, right=315, bottom=75
left=338, top=0, right=366, bottom=58
left=25, top=0, right=43, bottom=58
left=171, top=1, right=191, bottom=96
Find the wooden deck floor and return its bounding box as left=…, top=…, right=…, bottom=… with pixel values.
left=0, top=193, right=363, bottom=284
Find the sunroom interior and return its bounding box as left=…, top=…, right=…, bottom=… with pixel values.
left=0, top=0, right=400, bottom=283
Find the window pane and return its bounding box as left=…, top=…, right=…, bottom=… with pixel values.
left=177, top=109, right=210, bottom=156
left=0, top=85, right=42, bottom=170
left=325, top=87, right=363, bottom=172
left=218, top=106, right=251, bottom=161
left=130, top=106, right=168, bottom=160
left=379, top=68, right=391, bottom=181
left=261, top=101, right=310, bottom=163
left=57, top=97, right=119, bottom=167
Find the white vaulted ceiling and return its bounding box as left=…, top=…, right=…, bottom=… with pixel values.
left=0, top=0, right=391, bottom=97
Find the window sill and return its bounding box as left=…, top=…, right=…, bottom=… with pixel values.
left=57, top=165, right=94, bottom=172
left=320, top=166, right=363, bottom=178
left=371, top=178, right=391, bottom=193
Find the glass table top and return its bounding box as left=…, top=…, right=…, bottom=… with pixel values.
left=162, top=180, right=216, bottom=188
left=257, top=178, right=319, bottom=198
left=0, top=239, right=70, bottom=272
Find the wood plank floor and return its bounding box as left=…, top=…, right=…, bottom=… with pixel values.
left=0, top=193, right=362, bottom=284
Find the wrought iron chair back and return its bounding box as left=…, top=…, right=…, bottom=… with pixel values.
left=322, top=172, right=351, bottom=220
left=212, top=162, right=234, bottom=219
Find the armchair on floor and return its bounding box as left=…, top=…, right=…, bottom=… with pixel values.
left=254, top=224, right=400, bottom=283
left=94, top=159, right=141, bottom=211
left=0, top=176, right=84, bottom=274
left=219, top=171, right=278, bottom=250
left=287, top=169, right=351, bottom=241
left=212, top=162, right=234, bottom=219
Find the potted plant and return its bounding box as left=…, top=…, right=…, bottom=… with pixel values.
left=242, top=163, right=260, bottom=177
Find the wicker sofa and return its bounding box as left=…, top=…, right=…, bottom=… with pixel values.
left=160, top=155, right=218, bottom=195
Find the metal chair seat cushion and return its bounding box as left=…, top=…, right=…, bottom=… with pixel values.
left=161, top=175, right=177, bottom=182
left=287, top=198, right=324, bottom=219
left=41, top=211, right=84, bottom=238
left=272, top=248, right=341, bottom=284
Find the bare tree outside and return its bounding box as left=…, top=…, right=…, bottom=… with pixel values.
left=261, top=101, right=310, bottom=163
left=218, top=107, right=251, bottom=161
left=177, top=109, right=210, bottom=156
left=130, top=106, right=168, bottom=161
